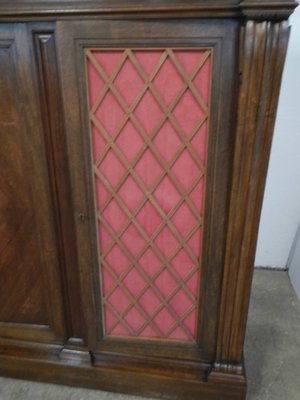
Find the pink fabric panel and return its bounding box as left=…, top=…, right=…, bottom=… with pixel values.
left=86, top=49, right=211, bottom=341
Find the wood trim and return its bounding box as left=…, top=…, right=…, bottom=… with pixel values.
left=56, top=18, right=238, bottom=361
left=32, top=25, right=85, bottom=344
left=0, top=23, right=67, bottom=343
left=32, top=30, right=72, bottom=340
left=0, top=338, right=62, bottom=360
left=197, top=23, right=238, bottom=361
left=0, top=323, right=57, bottom=343
left=14, top=23, right=65, bottom=341
left=0, top=0, right=297, bottom=20
left=0, top=350, right=246, bottom=400
left=241, top=1, right=297, bottom=19
left=211, top=20, right=290, bottom=377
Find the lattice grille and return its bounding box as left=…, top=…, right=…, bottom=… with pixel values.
left=86, top=48, right=211, bottom=341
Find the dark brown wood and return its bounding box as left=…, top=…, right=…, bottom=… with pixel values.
left=0, top=34, right=48, bottom=327
left=56, top=18, right=238, bottom=364
left=31, top=24, right=86, bottom=346
left=0, top=0, right=297, bottom=20
left=211, top=20, right=291, bottom=378
left=0, top=1, right=296, bottom=399
left=0, top=349, right=247, bottom=400
left=0, top=23, right=66, bottom=343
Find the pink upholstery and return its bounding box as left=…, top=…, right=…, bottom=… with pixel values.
left=86, top=49, right=211, bottom=341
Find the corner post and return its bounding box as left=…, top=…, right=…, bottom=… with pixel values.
left=209, top=18, right=290, bottom=382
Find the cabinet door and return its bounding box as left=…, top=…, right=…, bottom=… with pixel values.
left=57, top=19, right=238, bottom=364
left=0, top=24, right=66, bottom=343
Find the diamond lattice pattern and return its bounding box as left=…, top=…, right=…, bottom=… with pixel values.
left=86, top=48, right=211, bottom=341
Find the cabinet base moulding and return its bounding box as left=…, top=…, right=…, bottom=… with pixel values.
left=0, top=352, right=247, bottom=400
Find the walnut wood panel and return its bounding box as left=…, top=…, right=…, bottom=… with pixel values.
left=0, top=36, right=47, bottom=326
left=57, top=18, right=238, bottom=362
left=32, top=25, right=85, bottom=345
left=210, top=20, right=290, bottom=378
left=0, top=24, right=66, bottom=342
left=0, top=0, right=297, bottom=20
left=0, top=350, right=246, bottom=400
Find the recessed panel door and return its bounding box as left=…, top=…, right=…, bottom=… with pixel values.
left=57, top=18, right=237, bottom=361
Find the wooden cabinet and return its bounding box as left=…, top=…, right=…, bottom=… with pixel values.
left=0, top=2, right=297, bottom=400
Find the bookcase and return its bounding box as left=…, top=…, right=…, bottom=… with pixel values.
left=0, top=1, right=297, bottom=399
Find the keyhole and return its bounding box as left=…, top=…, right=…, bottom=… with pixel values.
left=76, top=212, right=87, bottom=222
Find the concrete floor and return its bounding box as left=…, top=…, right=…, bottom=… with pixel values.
left=0, top=269, right=300, bottom=400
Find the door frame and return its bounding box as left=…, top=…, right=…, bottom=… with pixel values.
left=56, top=18, right=238, bottom=363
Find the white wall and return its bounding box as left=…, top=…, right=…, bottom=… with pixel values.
left=255, top=6, right=300, bottom=268
left=288, top=224, right=300, bottom=298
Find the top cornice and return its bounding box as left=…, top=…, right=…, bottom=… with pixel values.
left=0, top=0, right=297, bottom=20
left=241, top=0, right=297, bottom=19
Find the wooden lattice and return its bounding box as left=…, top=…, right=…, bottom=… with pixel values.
left=86, top=48, right=211, bottom=341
